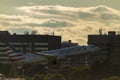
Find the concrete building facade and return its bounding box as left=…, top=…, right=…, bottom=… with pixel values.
left=0, top=31, right=61, bottom=62
left=88, top=31, right=120, bottom=64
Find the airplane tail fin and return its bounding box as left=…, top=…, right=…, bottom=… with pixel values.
left=5, top=43, right=25, bottom=62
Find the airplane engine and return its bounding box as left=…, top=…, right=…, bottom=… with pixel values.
left=50, top=55, right=65, bottom=64
left=51, top=59, right=57, bottom=64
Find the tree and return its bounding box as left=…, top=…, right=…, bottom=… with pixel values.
left=43, top=73, right=66, bottom=80
left=32, top=74, right=43, bottom=80
left=102, top=76, right=120, bottom=80
left=8, top=65, right=19, bottom=78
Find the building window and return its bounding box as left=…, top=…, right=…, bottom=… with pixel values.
left=35, top=48, right=48, bottom=51
left=35, top=43, right=48, bottom=45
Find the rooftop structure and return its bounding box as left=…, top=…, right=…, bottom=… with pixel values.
left=61, top=40, right=78, bottom=48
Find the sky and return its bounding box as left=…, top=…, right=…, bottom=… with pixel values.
left=0, top=0, right=120, bottom=44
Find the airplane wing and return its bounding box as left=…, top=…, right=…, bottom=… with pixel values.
left=35, top=52, right=58, bottom=59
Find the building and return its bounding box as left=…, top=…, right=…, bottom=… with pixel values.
left=61, top=40, right=78, bottom=48
left=88, top=31, right=120, bottom=64
left=0, top=31, right=61, bottom=62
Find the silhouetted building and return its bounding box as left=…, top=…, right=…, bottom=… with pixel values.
left=0, top=31, right=61, bottom=62
left=88, top=31, right=120, bottom=64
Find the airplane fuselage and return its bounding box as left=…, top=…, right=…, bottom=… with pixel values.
left=7, top=44, right=100, bottom=65
left=37, top=45, right=100, bottom=60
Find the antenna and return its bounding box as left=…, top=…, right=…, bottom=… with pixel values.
left=99, top=29, right=103, bottom=35
left=52, top=31, right=54, bottom=36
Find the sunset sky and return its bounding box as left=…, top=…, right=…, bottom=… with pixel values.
left=0, top=0, right=120, bottom=44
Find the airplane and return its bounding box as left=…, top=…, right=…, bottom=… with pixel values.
left=6, top=43, right=100, bottom=69
left=6, top=43, right=48, bottom=64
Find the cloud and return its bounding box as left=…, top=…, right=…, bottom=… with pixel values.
left=40, top=19, right=74, bottom=27
left=17, top=5, right=120, bottom=21
left=0, top=5, right=120, bottom=44
left=78, top=12, right=97, bottom=20
left=0, top=14, right=74, bottom=28
left=0, top=14, right=28, bottom=21
left=100, top=13, right=120, bottom=20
